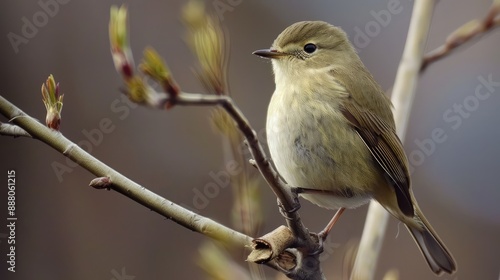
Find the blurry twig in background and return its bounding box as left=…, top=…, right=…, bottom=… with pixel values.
left=351, top=0, right=436, bottom=279
left=183, top=0, right=229, bottom=95
left=183, top=1, right=265, bottom=278
left=197, top=242, right=253, bottom=280
left=421, top=0, right=500, bottom=71
left=382, top=269, right=399, bottom=280
left=354, top=0, right=499, bottom=278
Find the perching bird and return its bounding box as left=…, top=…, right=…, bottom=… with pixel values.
left=253, top=21, right=456, bottom=275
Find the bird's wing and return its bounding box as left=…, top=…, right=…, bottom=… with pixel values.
left=341, top=99, right=414, bottom=217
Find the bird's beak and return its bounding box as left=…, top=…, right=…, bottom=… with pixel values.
left=252, top=49, right=287, bottom=59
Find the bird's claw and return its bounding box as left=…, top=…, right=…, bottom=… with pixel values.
left=307, top=233, right=324, bottom=256
left=277, top=199, right=301, bottom=220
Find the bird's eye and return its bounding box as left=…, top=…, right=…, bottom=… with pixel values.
left=303, top=43, right=317, bottom=54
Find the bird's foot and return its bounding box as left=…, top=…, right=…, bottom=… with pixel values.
left=277, top=187, right=301, bottom=220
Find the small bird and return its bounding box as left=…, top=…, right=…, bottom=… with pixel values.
left=253, top=21, right=456, bottom=275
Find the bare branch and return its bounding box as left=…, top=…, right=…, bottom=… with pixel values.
left=0, top=94, right=251, bottom=250
left=352, top=1, right=436, bottom=279
left=421, top=2, right=500, bottom=71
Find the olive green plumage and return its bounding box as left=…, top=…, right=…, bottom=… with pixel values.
left=254, top=21, right=456, bottom=275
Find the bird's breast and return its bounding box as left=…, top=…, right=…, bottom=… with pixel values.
left=266, top=88, right=379, bottom=209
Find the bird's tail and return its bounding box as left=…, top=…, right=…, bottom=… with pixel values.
left=406, top=207, right=457, bottom=275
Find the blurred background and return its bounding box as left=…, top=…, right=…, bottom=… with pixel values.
left=0, top=0, right=499, bottom=279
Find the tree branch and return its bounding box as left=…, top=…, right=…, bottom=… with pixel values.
left=351, top=1, right=436, bottom=279
left=0, top=94, right=251, bottom=249
left=421, top=1, right=500, bottom=71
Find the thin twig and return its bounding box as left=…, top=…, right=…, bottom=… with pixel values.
left=0, top=94, right=251, bottom=250
left=421, top=3, right=500, bottom=71
left=351, top=1, right=436, bottom=279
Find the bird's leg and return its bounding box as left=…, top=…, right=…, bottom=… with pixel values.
left=318, top=207, right=345, bottom=242
left=290, top=187, right=348, bottom=232
left=290, top=187, right=347, bottom=255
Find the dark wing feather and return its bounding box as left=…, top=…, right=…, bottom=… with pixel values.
left=341, top=100, right=414, bottom=216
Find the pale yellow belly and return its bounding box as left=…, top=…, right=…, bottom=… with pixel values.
left=266, top=92, right=382, bottom=209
